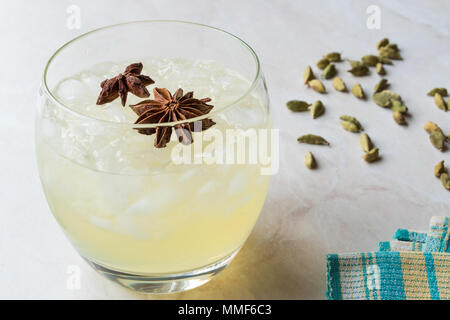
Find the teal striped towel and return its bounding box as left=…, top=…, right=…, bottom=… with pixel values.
left=327, top=216, right=450, bottom=300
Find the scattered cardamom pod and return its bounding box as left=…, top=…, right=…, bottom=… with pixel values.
left=434, top=93, right=448, bottom=111
left=374, top=78, right=389, bottom=93
left=427, top=88, right=448, bottom=97
left=317, top=58, right=330, bottom=70
left=308, top=79, right=326, bottom=94
left=286, top=100, right=310, bottom=112
left=379, top=56, right=393, bottom=65
left=360, top=133, right=373, bottom=152
left=386, top=43, right=399, bottom=51
left=424, top=121, right=444, bottom=135
left=376, top=63, right=386, bottom=75
left=441, top=173, right=450, bottom=190
left=348, top=60, right=364, bottom=68
left=429, top=131, right=446, bottom=151
left=340, top=120, right=360, bottom=133
left=348, top=65, right=370, bottom=77
left=376, top=38, right=389, bottom=50
left=361, top=55, right=380, bottom=67
left=372, top=90, right=401, bottom=107
left=332, top=77, right=347, bottom=92
left=340, top=115, right=363, bottom=130
left=297, top=134, right=330, bottom=146
left=391, top=99, right=408, bottom=113
left=440, top=173, right=450, bottom=191
left=434, top=160, right=446, bottom=177
left=303, top=65, right=315, bottom=84
left=322, top=63, right=337, bottom=79
left=362, top=148, right=380, bottom=163
left=352, top=83, right=365, bottom=99
left=393, top=111, right=406, bottom=125
left=325, top=52, right=342, bottom=62
left=304, top=152, right=317, bottom=169
left=311, top=100, right=325, bottom=119
left=379, top=46, right=402, bottom=60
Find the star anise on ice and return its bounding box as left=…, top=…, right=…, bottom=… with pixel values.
left=130, top=88, right=216, bottom=148
left=96, top=62, right=155, bottom=106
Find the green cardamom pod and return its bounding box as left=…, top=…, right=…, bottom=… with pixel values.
left=361, top=55, right=380, bottom=67
left=317, top=58, right=330, bottom=70
left=374, top=79, right=389, bottom=93
left=340, top=120, right=360, bottom=133
left=348, top=60, right=364, bottom=68
left=322, top=63, right=337, bottom=79
left=434, top=93, right=448, bottom=111
left=286, top=100, right=310, bottom=112
left=340, top=115, right=363, bottom=130
left=386, top=43, right=399, bottom=51
left=434, top=160, right=446, bottom=177
left=348, top=65, right=370, bottom=77
left=391, top=100, right=408, bottom=113
left=303, top=66, right=315, bottom=84
left=424, top=121, right=444, bottom=135
left=304, top=152, right=317, bottom=169
left=430, top=131, right=446, bottom=151
left=311, top=100, right=325, bottom=119
left=297, top=134, right=330, bottom=146
left=308, top=79, right=326, bottom=94
left=379, top=46, right=402, bottom=60
left=379, top=56, right=393, bottom=65
left=362, top=148, right=379, bottom=163
left=441, top=173, right=450, bottom=190
left=376, top=38, right=389, bottom=50
left=360, top=133, right=373, bottom=153
left=332, top=77, right=347, bottom=92
left=427, top=88, right=448, bottom=97
left=372, top=90, right=401, bottom=107
left=352, top=83, right=365, bottom=99
left=376, top=63, right=386, bottom=75
left=393, top=111, right=406, bottom=125
left=325, top=52, right=342, bottom=62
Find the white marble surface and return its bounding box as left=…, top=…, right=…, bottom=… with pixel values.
left=0, top=0, right=449, bottom=299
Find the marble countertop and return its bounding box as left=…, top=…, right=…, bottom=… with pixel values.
left=0, top=0, right=449, bottom=299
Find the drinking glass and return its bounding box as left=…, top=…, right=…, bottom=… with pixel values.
left=36, top=21, right=271, bottom=293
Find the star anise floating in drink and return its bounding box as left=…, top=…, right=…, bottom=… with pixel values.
left=130, top=88, right=215, bottom=148
left=96, top=62, right=155, bottom=106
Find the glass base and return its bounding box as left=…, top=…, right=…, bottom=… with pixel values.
left=84, top=249, right=240, bottom=294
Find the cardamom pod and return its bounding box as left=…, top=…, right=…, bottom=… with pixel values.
left=311, top=100, right=325, bottom=119
left=379, top=56, right=393, bottom=65
left=362, top=148, right=380, bottom=163
left=434, top=93, right=448, bottom=111
left=386, top=43, right=399, bottom=51
left=429, top=131, right=446, bottom=151
left=348, top=65, right=370, bottom=77
left=348, top=60, right=364, bottom=68
left=372, top=90, right=401, bottom=107
left=424, top=121, right=444, bottom=135
left=317, top=58, right=330, bottom=70
left=379, top=46, right=402, bottom=60
left=322, top=63, right=337, bottom=79
left=340, top=120, right=360, bottom=133
left=376, top=38, right=389, bottom=50
left=374, top=79, right=389, bottom=93
left=352, top=83, right=365, bottom=99
left=340, top=115, right=363, bottom=130
left=303, top=65, right=315, bottom=84
left=360, top=133, right=373, bottom=152
left=286, top=100, right=310, bottom=112
left=393, top=111, right=406, bottom=125
left=391, top=100, right=408, bottom=113
left=441, top=173, right=450, bottom=190
left=304, top=152, right=317, bottom=169
left=297, top=134, right=330, bottom=146
left=332, top=77, right=347, bottom=92
left=325, top=52, right=341, bottom=62
left=308, top=79, right=326, bottom=94
left=376, top=63, right=386, bottom=75
left=427, top=88, right=448, bottom=97
left=361, top=55, right=380, bottom=67
left=434, top=160, right=446, bottom=177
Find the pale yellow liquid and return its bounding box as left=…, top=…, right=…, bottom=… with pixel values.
left=36, top=58, right=270, bottom=274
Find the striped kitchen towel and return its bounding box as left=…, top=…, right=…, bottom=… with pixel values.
left=327, top=216, right=450, bottom=300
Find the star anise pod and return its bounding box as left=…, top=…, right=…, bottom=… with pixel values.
left=96, top=62, right=155, bottom=106
left=130, top=88, right=216, bottom=148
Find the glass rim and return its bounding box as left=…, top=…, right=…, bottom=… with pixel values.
left=42, top=20, right=262, bottom=128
